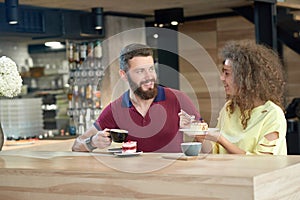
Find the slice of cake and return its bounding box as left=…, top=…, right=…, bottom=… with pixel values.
left=122, top=141, right=137, bottom=154
left=190, top=122, right=208, bottom=131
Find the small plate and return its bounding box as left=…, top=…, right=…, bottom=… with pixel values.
left=114, top=151, right=143, bottom=157
left=179, top=128, right=219, bottom=136
left=107, top=148, right=122, bottom=153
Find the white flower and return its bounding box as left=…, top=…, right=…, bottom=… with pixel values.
left=0, top=56, right=23, bottom=98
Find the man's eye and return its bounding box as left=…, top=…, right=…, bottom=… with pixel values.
left=136, top=70, right=143, bottom=74
left=149, top=67, right=154, bottom=72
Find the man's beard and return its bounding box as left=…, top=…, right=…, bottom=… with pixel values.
left=128, top=76, right=158, bottom=100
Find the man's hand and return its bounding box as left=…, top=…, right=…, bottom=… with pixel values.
left=92, top=128, right=112, bottom=149
left=178, top=109, right=195, bottom=128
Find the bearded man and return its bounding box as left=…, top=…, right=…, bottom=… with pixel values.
left=72, top=43, right=201, bottom=153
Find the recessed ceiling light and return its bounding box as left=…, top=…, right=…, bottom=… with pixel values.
left=171, top=21, right=178, bottom=26
left=45, top=41, right=65, bottom=49
left=9, top=20, right=18, bottom=24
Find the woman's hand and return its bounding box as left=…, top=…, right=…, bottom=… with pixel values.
left=194, top=129, right=222, bottom=143
left=193, top=130, right=222, bottom=154
left=92, top=128, right=112, bottom=149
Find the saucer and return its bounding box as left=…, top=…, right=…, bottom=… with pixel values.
left=107, top=148, right=122, bottom=153
left=114, top=151, right=143, bottom=157
left=179, top=128, right=219, bottom=136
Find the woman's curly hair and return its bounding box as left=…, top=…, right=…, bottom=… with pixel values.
left=221, top=40, right=285, bottom=129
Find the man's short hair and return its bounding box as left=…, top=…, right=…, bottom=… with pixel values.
left=119, top=43, right=153, bottom=71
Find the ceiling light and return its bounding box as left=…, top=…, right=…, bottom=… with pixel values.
left=153, top=34, right=159, bottom=39
left=154, top=8, right=184, bottom=27
left=92, top=7, right=103, bottom=30
left=171, top=21, right=178, bottom=26
left=5, top=0, right=19, bottom=25
left=45, top=41, right=65, bottom=49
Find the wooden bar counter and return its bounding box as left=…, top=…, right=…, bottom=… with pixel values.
left=0, top=140, right=300, bottom=200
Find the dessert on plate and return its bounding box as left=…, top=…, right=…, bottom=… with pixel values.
left=190, top=121, right=208, bottom=131
left=122, top=141, right=137, bottom=154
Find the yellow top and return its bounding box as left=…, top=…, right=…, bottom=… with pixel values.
left=214, top=100, right=287, bottom=155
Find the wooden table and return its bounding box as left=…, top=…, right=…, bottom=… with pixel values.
left=0, top=145, right=300, bottom=200
left=2, top=139, right=75, bottom=152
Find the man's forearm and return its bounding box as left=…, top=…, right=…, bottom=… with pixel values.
left=72, top=137, right=89, bottom=152
left=71, top=126, right=98, bottom=152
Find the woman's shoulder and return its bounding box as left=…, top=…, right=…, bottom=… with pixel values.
left=260, top=101, right=285, bottom=121
left=264, top=101, right=284, bottom=113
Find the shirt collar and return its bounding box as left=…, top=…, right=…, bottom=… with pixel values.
left=121, top=85, right=166, bottom=108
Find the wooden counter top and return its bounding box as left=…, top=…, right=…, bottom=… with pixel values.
left=2, top=139, right=75, bottom=151
left=0, top=147, right=300, bottom=200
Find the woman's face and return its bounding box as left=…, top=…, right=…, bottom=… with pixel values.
left=220, top=59, right=237, bottom=96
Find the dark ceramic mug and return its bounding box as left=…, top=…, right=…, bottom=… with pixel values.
left=109, top=129, right=128, bottom=143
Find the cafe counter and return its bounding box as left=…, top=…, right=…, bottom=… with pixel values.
left=0, top=140, right=300, bottom=200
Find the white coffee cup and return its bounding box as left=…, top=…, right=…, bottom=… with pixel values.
left=181, top=142, right=202, bottom=156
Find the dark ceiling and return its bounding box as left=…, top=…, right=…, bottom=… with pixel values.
left=0, top=0, right=254, bottom=19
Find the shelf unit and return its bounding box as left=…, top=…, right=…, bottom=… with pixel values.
left=66, top=40, right=104, bottom=135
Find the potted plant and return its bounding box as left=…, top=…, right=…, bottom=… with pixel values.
left=0, top=56, right=23, bottom=150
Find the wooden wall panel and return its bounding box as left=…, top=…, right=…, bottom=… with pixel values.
left=217, top=16, right=255, bottom=31
left=182, top=19, right=217, bottom=32
left=187, top=31, right=217, bottom=49
left=217, top=29, right=255, bottom=48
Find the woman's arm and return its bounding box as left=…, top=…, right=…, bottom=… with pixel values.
left=217, top=135, right=246, bottom=154
left=195, top=131, right=246, bottom=154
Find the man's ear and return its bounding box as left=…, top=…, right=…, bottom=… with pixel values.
left=119, top=70, right=128, bottom=81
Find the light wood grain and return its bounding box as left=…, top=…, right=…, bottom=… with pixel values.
left=277, top=1, right=300, bottom=9
left=2, top=139, right=74, bottom=151
left=0, top=148, right=300, bottom=200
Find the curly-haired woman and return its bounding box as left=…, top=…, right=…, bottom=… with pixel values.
left=196, top=40, right=287, bottom=155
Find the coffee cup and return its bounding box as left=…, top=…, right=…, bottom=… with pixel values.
left=109, top=129, right=128, bottom=143
left=181, top=142, right=202, bottom=156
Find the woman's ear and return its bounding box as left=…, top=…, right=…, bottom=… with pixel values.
left=119, top=70, right=128, bottom=81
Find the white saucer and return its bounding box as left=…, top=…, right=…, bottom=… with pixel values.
left=107, top=148, right=122, bottom=153
left=179, top=128, right=219, bottom=136
left=114, top=151, right=143, bottom=157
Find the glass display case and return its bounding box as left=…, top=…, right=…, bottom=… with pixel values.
left=0, top=98, right=44, bottom=140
